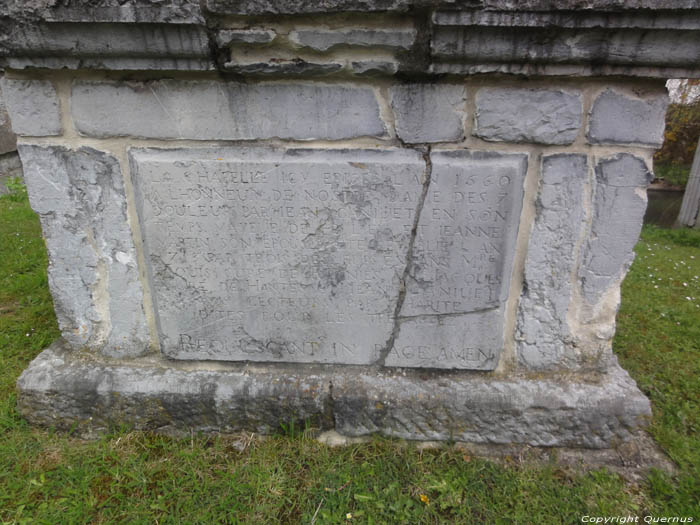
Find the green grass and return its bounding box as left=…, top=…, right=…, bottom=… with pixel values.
left=0, top=186, right=699, bottom=524
left=654, top=162, right=692, bottom=188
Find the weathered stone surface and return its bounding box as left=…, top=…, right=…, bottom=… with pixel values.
left=18, top=340, right=652, bottom=448
left=0, top=79, right=17, bottom=155
left=19, top=145, right=149, bottom=357
left=17, top=341, right=332, bottom=437
left=72, top=80, right=386, bottom=140
left=350, top=60, right=399, bottom=76
left=402, top=150, right=527, bottom=315
left=387, top=308, right=502, bottom=369
left=333, top=357, right=651, bottom=448
left=216, top=29, right=276, bottom=47
left=1, top=22, right=212, bottom=71
left=580, top=154, right=652, bottom=304
left=517, top=154, right=588, bottom=370
left=391, top=84, right=466, bottom=143
left=475, top=88, right=581, bottom=145
left=0, top=79, right=61, bottom=136
left=587, top=89, right=669, bottom=147
left=222, top=61, right=343, bottom=76
left=130, top=147, right=425, bottom=364
left=289, top=28, right=416, bottom=51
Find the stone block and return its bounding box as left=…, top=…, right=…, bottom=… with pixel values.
left=587, top=89, right=669, bottom=147
left=289, top=28, right=416, bottom=51
left=474, top=88, right=582, bottom=145
left=350, top=61, right=399, bottom=76
left=580, top=154, right=652, bottom=304
left=0, top=79, right=61, bottom=136
left=18, top=340, right=652, bottom=449
left=19, top=145, right=150, bottom=357
left=130, top=147, right=425, bottom=365
left=72, top=80, right=387, bottom=140
left=0, top=79, right=17, bottom=155
left=222, top=61, right=343, bottom=76
left=386, top=309, right=502, bottom=369
left=390, top=84, right=466, bottom=143
left=216, top=29, right=276, bottom=46
left=517, top=154, right=588, bottom=370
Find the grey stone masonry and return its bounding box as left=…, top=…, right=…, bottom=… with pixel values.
left=289, top=28, right=416, bottom=52
left=475, top=88, right=582, bottom=145
left=0, top=79, right=61, bottom=136
left=580, top=154, right=652, bottom=304
left=517, top=154, right=588, bottom=370
left=72, top=80, right=386, bottom=140
left=18, top=340, right=651, bottom=448
left=390, top=84, right=466, bottom=143
left=19, top=145, right=150, bottom=358
left=587, top=89, right=669, bottom=147
left=215, top=29, right=276, bottom=47
left=0, top=77, right=17, bottom=155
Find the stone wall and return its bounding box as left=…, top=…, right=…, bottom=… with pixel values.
left=4, top=1, right=697, bottom=446
left=1, top=72, right=668, bottom=373
left=0, top=71, right=21, bottom=195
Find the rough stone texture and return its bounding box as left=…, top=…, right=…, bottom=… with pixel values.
left=289, top=28, right=416, bottom=52
left=516, top=154, right=588, bottom=370
left=19, top=145, right=150, bottom=358
left=0, top=79, right=61, bottom=136
left=390, top=84, right=466, bottom=143
left=130, top=147, right=425, bottom=365
left=387, top=309, right=502, bottom=369
left=17, top=341, right=332, bottom=437
left=18, top=340, right=652, bottom=449
left=0, top=79, right=17, bottom=155
left=402, top=150, right=527, bottom=315
left=587, top=89, right=669, bottom=147
left=350, top=61, right=399, bottom=76
left=474, top=88, right=582, bottom=145
left=216, top=29, right=276, bottom=47
left=1, top=22, right=212, bottom=71
left=222, top=61, right=343, bottom=76
left=580, top=154, right=652, bottom=304
left=72, top=80, right=386, bottom=140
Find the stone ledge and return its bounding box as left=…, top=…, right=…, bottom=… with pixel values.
left=18, top=340, right=651, bottom=449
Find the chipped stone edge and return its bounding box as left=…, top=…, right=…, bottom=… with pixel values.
left=18, top=339, right=652, bottom=450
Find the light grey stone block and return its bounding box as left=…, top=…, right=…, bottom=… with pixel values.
left=387, top=309, right=502, bottom=369
left=333, top=355, right=651, bottom=448
left=17, top=340, right=652, bottom=448
left=587, top=89, right=669, bottom=147
left=517, top=154, right=588, bottom=370
left=216, top=28, right=276, bottom=46
left=402, top=150, right=527, bottom=315
left=475, top=88, right=582, bottom=145
left=72, top=80, right=386, bottom=140
left=0, top=79, right=61, bottom=136
left=19, top=145, right=150, bottom=358
left=580, top=154, right=652, bottom=304
left=390, top=84, right=466, bottom=143
left=389, top=150, right=526, bottom=369
left=289, top=28, right=416, bottom=52
left=130, top=147, right=425, bottom=365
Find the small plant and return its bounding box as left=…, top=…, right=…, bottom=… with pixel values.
left=4, top=176, right=28, bottom=202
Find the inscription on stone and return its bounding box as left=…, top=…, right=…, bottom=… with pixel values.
left=131, top=147, right=425, bottom=364
left=131, top=147, right=526, bottom=369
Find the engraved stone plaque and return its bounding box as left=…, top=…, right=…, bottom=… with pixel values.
left=131, top=147, right=425, bottom=364
left=387, top=150, right=527, bottom=369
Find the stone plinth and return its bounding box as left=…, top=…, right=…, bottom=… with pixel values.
left=5, top=0, right=699, bottom=449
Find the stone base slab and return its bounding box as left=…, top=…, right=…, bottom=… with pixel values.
left=17, top=340, right=651, bottom=449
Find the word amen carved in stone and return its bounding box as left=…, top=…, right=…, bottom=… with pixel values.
left=131, top=148, right=526, bottom=369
